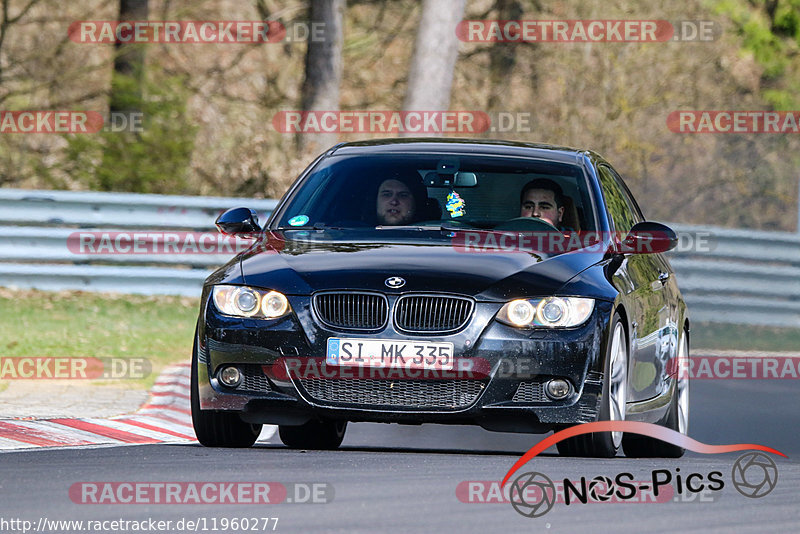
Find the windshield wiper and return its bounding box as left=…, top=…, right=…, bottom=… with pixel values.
left=374, top=223, right=482, bottom=233
left=275, top=223, right=343, bottom=231
left=376, top=225, right=443, bottom=231
left=439, top=222, right=469, bottom=232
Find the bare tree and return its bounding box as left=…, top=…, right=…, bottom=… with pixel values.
left=487, top=0, right=522, bottom=111
left=402, top=0, right=465, bottom=129
left=0, top=0, right=42, bottom=103
left=298, top=0, right=345, bottom=153
left=111, top=0, right=148, bottom=113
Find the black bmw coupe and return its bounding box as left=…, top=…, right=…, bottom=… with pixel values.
left=191, top=138, right=690, bottom=457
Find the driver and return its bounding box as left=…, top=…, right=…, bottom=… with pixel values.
left=519, top=178, right=565, bottom=229
left=376, top=174, right=428, bottom=226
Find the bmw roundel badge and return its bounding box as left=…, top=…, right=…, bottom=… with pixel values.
left=385, top=276, right=406, bottom=288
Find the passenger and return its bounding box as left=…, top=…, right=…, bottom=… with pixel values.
left=519, top=178, right=566, bottom=229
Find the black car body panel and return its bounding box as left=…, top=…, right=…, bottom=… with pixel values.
left=194, top=138, right=688, bottom=436
left=238, top=236, right=613, bottom=301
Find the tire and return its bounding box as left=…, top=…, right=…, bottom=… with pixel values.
left=557, top=312, right=628, bottom=458
left=623, top=328, right=689, bottom=458
left=191, top=335, right=262, bottom=448
left=279, top=419, right=347, bottom=450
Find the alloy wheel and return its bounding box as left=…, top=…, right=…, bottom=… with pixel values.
left=608, top=322, right=628, bottom=448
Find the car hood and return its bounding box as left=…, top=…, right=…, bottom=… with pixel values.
left=237, top=231, right=607, bottom=301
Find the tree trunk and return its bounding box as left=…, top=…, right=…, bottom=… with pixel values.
left=298, top=0, right=345, bottom=153
left=487, top=0, right=522, bottom=111
left=402, top=0, right=466, bottom=133
left=110, top=0, right=148, bottom=113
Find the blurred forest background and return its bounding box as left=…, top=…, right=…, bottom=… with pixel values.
left=0, top=0, right=799, bottom=230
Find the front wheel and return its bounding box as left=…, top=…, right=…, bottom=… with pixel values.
left=557, top=313, right=628, bottom=457
left=623, top=328, right=689, bottom=458
left=191, top=336, right=262, bottom=448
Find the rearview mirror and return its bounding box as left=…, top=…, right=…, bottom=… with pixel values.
left=215, top=207, right=261, bottom=235
left=621, top=221, right=678, bottom=254
left=423, top=171, right=478, bottom=187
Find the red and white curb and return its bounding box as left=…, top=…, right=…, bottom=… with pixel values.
left=0, top=362, right=276, bottom=451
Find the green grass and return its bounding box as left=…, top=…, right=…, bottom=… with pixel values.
left=2, top=290, right=797, bottom=394
left=0, top=288, right=199, bottom=389
left=692, top=322, right=800, bottom=352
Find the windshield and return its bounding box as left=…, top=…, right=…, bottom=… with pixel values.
left=274, top=153, right=597, bottom=232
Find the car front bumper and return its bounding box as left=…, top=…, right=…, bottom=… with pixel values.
left=196, top=294, right=614, bottom=434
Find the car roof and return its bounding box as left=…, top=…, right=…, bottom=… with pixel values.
left=326, top=138, right=601, bottom=166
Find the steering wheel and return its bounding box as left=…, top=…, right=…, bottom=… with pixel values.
left=494, top=217, right=561, bottom=232
left=326, top=220, right=373, bottom=228
left=439, top=219, right=477, bottom=228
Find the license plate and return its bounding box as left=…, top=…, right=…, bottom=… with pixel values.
left=326, top=338, right=454, bottom=370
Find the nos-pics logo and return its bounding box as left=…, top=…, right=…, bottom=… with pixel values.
left=503, top=421, right=783, bottom=518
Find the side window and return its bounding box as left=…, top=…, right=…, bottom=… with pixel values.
left=598, top=165, right=637, bottom=234
left=607, top=166, right=645, bottom=223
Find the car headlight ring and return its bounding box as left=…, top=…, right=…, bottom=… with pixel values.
left=497, top=297, right=594, bottom=328
left=505, top=299, right=536, bottom=326
left=212, top=285, right=291, bottom=319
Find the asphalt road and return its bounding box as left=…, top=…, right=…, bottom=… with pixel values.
left=1, top=379, right=797, bottom=533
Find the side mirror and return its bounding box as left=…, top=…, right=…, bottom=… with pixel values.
left=621, top=221, right=678, bottom=254
left=215, top=207, right=261, bottom=235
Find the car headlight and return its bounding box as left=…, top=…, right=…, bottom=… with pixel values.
left=497, top=297, right=594, bottom=328
left=212, top=285, right=291, bottom=319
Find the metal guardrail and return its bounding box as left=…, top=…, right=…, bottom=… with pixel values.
left=0, top=263, right=208, bottom=296
left=0, top=226, right=242, bottom=267
left=0, top=189, right=798, bottom=327
left=665, top=224, right=800, bottom=328
left=0, top=188, right=275, bottom=296
left=0, top=188, right=278, bottom=229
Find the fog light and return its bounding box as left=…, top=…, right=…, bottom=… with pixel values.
left=546, top=379, right=571, bottom=399
left=219, top=366, right=242, bottom=387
